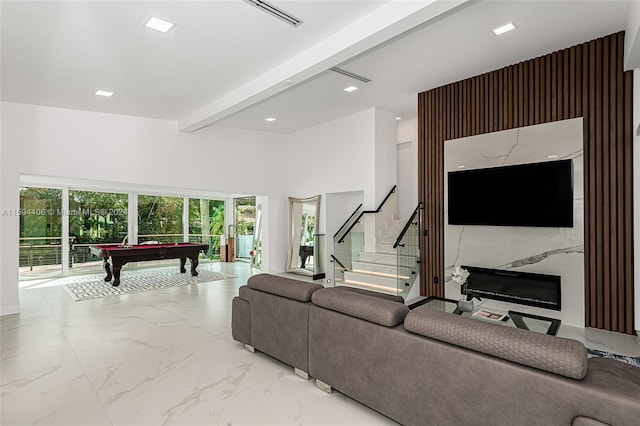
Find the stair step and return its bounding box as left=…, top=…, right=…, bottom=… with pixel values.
left=381, top=235, right=419, bottom=245
left=352, top=261, right=415, bottom=280
left=376, top=243, right=396, bottom=254
left=343, top=271, right=397, bottom=290
left=358, top=252, right=396, bottom=265
left=336, top=282, right=398, bottom=296
left=352, top=261, right=397, bottom=276
left=337, top=282, right=398, bottom=296
left=357, top=251, right=417, bottom=265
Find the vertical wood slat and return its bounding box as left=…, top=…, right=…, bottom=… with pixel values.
left=614, top=34, right=633, bottom=330
left=608, top=35, right=618, bottom=331
left=417, top=31, right=634, bottom=334
left=624, top=70, right=633, bottom=333
left=587, top=39, right=598, bottom=328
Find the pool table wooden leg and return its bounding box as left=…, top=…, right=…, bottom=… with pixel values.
left=180, top=257, right=187, bottom=273
left=102, top=258, right=113, bottom=282
left=112, top=265, right=121, bottom=287
left=190, top=256, right=199, bottom=276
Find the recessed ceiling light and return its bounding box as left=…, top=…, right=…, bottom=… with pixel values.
left=95, top=90, right=114, bottom=97
left=457, top=165, right=466, bottom=169
left=344, top=86, right=359, bottom=93
left=396, top=116, right=402, bottom=121
left=493, top=22, right=516, bottom=36
left=548, top=154, right=558, bottom=159
left=264, top=117, right=276, bottom=122
left=144, top=16, right=175, bottom=33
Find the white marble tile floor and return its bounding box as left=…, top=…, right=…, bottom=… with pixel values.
left=2, top=262, right=639, bottom=425
left=1, top=263, right=397, bottom=426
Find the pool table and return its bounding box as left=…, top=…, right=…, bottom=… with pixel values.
left=89, top=243, right=209, bottom=287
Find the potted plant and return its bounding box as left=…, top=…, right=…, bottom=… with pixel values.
left=452, top=266, right=475, bottom=312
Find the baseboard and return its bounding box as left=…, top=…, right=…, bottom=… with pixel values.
left=0, top=303, right=20, bottom=316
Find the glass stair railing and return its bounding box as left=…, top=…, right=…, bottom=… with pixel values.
left=393, top=204, right=422, bottom=300
left=332, top=203, right=364, bottom=285
left=331, top=188, right=422, bottom=299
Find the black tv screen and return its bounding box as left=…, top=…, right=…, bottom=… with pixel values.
left=448, top=159, right=573, bottom=227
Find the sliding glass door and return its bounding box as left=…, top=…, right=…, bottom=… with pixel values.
left=19, top=187, right=63, bottom=280
left=137, top=195, right=183, bottom=243
left=18, top=185, right=228, bottom=279
left=68, top=190, right=128, bottom=274
left=188, top=198, right=225, bottom=260
left=234, top=197, right=256, bottom=260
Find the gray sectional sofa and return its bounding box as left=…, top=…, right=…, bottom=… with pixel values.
left=232, top=274, right=640, bottom=426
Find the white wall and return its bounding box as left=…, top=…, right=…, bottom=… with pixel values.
left=0, top=102, right=289, bottom=314
left=0, top=101, right=20, bottom=314
left=284, top=108, right=397, bottom=270
left=373, top=109, right=398, bottom=209
left=285, top=109, right=377, bottom=212
left=397, top=117, right=418, bottom=220
left=0, top=103, right=398, bottom=313
left=2, top=103, right=290, bottom=194
left=625, top=1, right=640, bottom=70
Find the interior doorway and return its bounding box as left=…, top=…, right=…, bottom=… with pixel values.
left=234, top=196, right=256, bottom=261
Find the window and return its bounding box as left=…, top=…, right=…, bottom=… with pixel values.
left=68, top=190, right=128, bottom=273
left=19, top=187, right=63, bottom=279
left=188, top=198, right=224, bottom=259
left=234, top=197, right=256, bottom=259
left=137, top=195, right=183, bottom=243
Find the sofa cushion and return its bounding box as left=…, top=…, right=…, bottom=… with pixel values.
left=311, top=287, right=409, bottom=327
left=247, top=273, right=323, bottom=302
left=338, top=286, right=404, bottom=304
left=405, top=306, right=588, bottom=379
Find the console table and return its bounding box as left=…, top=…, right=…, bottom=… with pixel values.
left=409, top=296, right=560, bottom=336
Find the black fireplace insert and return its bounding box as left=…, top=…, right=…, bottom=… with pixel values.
left=462, top=265, right=561, bottom=311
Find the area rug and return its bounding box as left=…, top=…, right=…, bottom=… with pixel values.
left=61, top=268, right=235, bottom=301
left=587, top=348, right=640, bottom=367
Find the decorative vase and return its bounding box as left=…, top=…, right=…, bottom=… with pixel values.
left=457, top=299, right=474, bottom=313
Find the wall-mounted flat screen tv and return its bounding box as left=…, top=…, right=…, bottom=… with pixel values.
left=448, top=159, right=573, bottom=227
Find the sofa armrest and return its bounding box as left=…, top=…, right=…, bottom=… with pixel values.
left=232, top=296, right=251, bottom=345
left=311, top=287, right=409, bottom=327
left=248, top=273, right=323, bottom=302
left=405, top=306, right=588, bottom=379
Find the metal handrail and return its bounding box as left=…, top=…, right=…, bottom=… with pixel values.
left=393, top=203, right=423, bottom=249
left=364, top=185, right=397, bottom=214
left=333, top=204, right=363, bottom=239
left=20, top=236, right=75, bottom=242
left=330, top=254, right=347, bottom=271
left=337, top=186, right=396, bottom=244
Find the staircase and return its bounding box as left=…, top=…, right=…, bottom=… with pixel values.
left=342, top=219, right=406, bottom=295
left=333, top=190, right=422, bottom=299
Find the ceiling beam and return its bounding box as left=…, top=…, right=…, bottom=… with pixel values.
left=177, top=0, right=468, bottom=133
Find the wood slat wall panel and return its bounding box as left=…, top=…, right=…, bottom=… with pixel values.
left=417, top=32, right=635, bottom=333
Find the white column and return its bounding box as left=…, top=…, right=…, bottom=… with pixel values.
left=128, top=193, right=137, bottom=245
left=61, top=187, right=69, bottom=275
left=183, top=197, right=189, bottom=243
left=226, top=197, right=234, bottom=236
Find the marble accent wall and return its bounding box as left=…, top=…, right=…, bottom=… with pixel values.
left=444, top=118, right=584, bottom=328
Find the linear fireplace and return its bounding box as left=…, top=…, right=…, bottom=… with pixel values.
left=462, top=266, right=561, bottom=311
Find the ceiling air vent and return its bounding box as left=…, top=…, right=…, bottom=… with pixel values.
left=244, top=0, right=303, bottom=27
left=330, top=67, right=372, bottom=83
